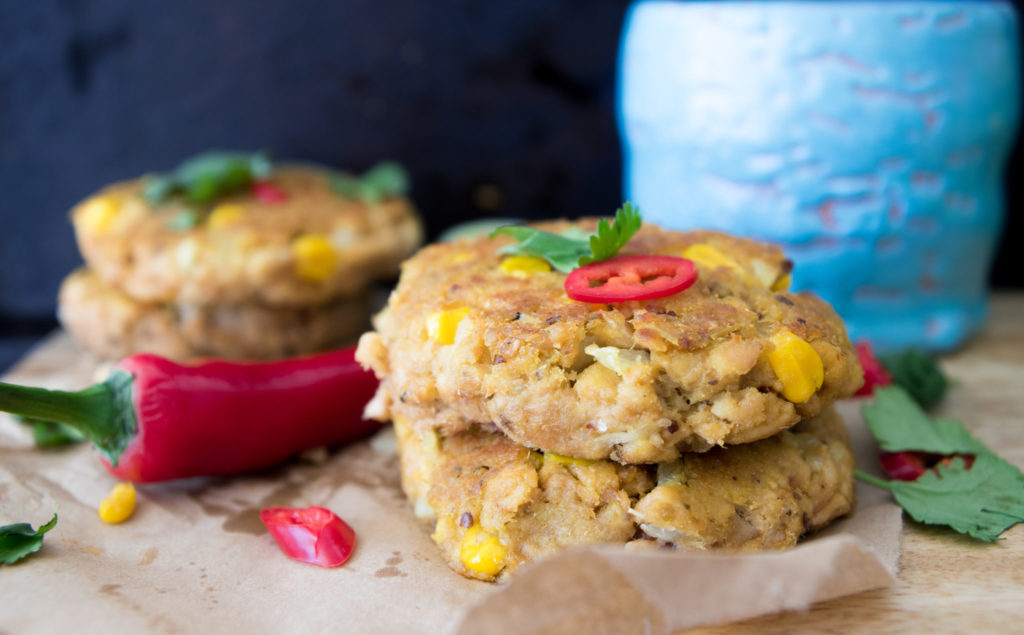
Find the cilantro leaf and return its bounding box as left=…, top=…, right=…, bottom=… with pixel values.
left=142, top=151, right=272, bottom=206
left=580, top=202, right=643, bottom=266
left=862, top=386, right=987, bottom=455
left=490, top=202, right=643, bottom=273
left=15, top=416, right=84, bottom=446
left=331, top=161, right=410, bottom=203
left=880, top=349, right=948, bottom=409
left=857, top=455, right=1024, bottom=542
left=1, top=513, right=57, bottom=565
left=858, top=385, right=1024, bottom=541
left=490, top=226, right=592, bottom=273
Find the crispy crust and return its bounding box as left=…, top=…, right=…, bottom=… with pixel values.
left=396, top=407, right=855, bottom=582
left=71, top=165, right=422, bottom=306
left=58, top=268, right=369, bottom=360
left=358, top=221, right=863, bottom=463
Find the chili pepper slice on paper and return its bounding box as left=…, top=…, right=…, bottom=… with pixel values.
left=0, top=346, right=380, bottom=483
left=261, top=506, right=356, bottom=568
left=564, top=254, right=697, bottom=303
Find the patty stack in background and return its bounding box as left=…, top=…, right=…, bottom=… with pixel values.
left=59, top=152, right=423, bottom=360
left=357, top=219, right=865, bottom=582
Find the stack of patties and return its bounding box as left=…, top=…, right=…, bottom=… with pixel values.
left=357, top=218, right=864, bottom=581
left=60, top=152, right=422, bottom=360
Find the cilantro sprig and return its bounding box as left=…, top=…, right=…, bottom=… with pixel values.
left=331, top=161, right=410, bottom=204
left=1, top=513, right=57, bottom=565
left=879, top=349, right=949, bottom=409
left=857, top=386, right=1024, bottom=542
left=490, top=202, right=642, bottom=273
left=142, top=151, right=272, bottom=206
left=16, top=416, right=85, bottom=446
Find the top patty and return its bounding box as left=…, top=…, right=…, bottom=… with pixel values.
left=71, top=165, right=422, bottom=306
left=357, top=220, right=863, bottom=464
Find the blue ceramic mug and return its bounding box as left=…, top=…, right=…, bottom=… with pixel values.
left=618, top=0, right=1020, bottom=350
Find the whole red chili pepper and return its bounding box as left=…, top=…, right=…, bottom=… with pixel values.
left=0, top=346, right=379, bottom=482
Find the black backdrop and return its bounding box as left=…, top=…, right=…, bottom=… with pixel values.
left=0, top=0, right=1021, bottom=369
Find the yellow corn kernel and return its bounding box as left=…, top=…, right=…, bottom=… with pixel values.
left=771, top=274, right=792, bottom=292
left=206, top=203, right=245, bottom=229
left=427, top=307, right=471, bottom=345
left=499, top=255, right=551, bottom=278
left=543, top=452, right=596, bottom=468
left=78, top=195, right=120, bottom=233
left=682, top=244, right=741, bottom=273
left=292, top=234, right=337, bottom=283
left=459, top=525, right=507, bottom=577
left=98, top=482, right=136, bottom=524
left=767, top=329, right=824, bottom=403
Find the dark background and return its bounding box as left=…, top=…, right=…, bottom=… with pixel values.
left=1, top=0, right=1021, bottom=371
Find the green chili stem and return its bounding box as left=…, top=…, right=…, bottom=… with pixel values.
left=0, top=371, right=136, bottom=465
left=0, top=381, right=116, bottom=445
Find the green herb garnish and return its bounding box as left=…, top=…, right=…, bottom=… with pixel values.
left=490, top=202, right=642, bottom=273
left=857, top=386, right=1024, bottom=541
left=166, top=209, right=200, bottom=231
left=331, top=161, right=409, bottom=204
left=16, top=416, right=85, bottom=446
left=1, top=513, right=57, bottom=565
left=142, top=151, right=272, bottom=206
left=880, top=349, right=949, bottom=409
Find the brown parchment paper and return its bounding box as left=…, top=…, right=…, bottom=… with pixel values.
left=0, top=334, right=900, bottom=634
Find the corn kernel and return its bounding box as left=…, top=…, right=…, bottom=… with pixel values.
left=459, top=525, right=507, bottom=577
left=767, top=329, right=824, bottom=403
left=206, top=203, right=245, bottom=229
left=771, top=274, right=792, bottom=292
left=98, top=482, right=136, bottom=524
left=543, top=452, right=596, bottom=468
left=292, top=234, right=337, bottom=283
left=499, top=255, right=551, bottom=278
left=682, top=244, right=741, bottom=273
left=78, top=195, right=120, bottom=233
left=427, top=307, right=471, bottom=345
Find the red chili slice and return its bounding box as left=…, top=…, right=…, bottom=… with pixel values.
left=854, top=341, right=892, bottom=397
left=564, top=254, right=697, bottom=303
left=879, top=451, right=976, bottom=481
left=260, top=506, right=356, bottom=567
left=251, top=180, right=288, bottom=203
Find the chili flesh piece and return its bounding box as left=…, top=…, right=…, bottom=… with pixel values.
left=854, top=341, right=892, bottom=397
left=260, top=506, right=356, bottom=567
left=564, top=254, right=697, bottom=303
left=879, top=451, right=976, bottom=481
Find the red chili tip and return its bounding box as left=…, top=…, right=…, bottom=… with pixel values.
left=854, top=340, right=892, bottom=397
left=260, top=506, right=356, bottom=568
left=252, top=180, right=288, bottom=203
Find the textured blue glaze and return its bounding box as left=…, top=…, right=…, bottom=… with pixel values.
left=618, top=1, right=1020, bottom=350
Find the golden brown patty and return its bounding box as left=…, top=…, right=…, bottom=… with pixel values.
left=396, top=407, right=855, bottom=582
left=71, top=165, right=422, bottom=306
left=358, top=221, right=863, bottom=463
left=58, top=268, right=369, bottom=360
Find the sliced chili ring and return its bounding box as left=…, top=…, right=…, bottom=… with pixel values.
left=564, top=254, right=697, bottom=303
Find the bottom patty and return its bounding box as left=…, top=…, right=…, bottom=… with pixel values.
left=58, top=268, right=369, bottom=360
left=394, top=407, right=855, bottom=582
